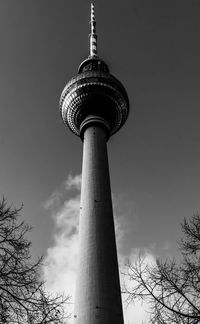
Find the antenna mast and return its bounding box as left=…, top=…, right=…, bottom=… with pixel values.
left=89, top=3, right=98, bottom=57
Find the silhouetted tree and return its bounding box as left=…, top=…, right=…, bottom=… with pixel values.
left=124, top=214, right=200, bottom=324
left=0, top=198, right=68, bottom=323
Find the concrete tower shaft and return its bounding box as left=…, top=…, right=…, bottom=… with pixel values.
left=59, top=3, right=129, bottom=324
left=73, top=121, right=124, bottom=324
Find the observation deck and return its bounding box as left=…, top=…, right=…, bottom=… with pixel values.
left=60, top=57, right=129, bottom=138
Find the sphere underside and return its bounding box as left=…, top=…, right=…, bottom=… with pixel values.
left=60, top=70, right=129, bottom=136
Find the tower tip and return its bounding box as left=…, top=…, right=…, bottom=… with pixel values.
left=89, top=2, right=98, bottom=57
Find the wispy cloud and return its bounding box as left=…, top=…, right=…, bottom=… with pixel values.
left=43, top=175, right=81, bottom=304
left=43, top=174, right=155, bottom=323
left=64, top=174, right=81, bottom=192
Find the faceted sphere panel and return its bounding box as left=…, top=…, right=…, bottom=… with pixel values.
left=60, top=70, right=129, bottom=136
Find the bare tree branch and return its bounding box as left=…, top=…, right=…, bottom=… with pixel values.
left=124, top=214, right=200, bottom=324
left=0, top=198, right=69, bottom=323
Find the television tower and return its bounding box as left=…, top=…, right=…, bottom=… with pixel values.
left=60, top=3, right=129, bottom=323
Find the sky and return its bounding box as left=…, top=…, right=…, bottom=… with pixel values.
left=0, top=0, right=200, bottom=323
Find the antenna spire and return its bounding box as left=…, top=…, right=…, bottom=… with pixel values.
left=89, top=3, right=98, bottom=57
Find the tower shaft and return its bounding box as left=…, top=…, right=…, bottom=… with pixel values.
left=74, top=120, right=124, bottom=324
left=60, top=4, right=129, bottom=322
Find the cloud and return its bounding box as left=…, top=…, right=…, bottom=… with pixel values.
left=43, top=174, right=81, bottom=314
left=43, top=174, right=155, bottom=323
left=65, top=174, right=82, bottom=192
left=43, top=189, right=63, bottom=211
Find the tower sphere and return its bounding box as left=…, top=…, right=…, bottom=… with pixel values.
left=60, top=57, right=129, bottom=138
